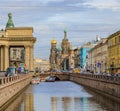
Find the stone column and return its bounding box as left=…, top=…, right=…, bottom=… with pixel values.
left=0, top=46, right=4, bottom=71
left=25, top=45, right=30, bottom=71
left=29, top=45, right=34, bottom=71
left=4, top=45, right=9, bottom=71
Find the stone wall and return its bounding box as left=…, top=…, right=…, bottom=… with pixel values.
left=0, top=74, right=33, bottom=110
left=70, top=74, right=120, bottom=98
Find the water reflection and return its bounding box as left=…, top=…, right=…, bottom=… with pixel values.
left=24, top=94, right=34, bottom=111
left=4, top=81, right=120, bottom=111
left=4, top=93, right=24, bottom=111
left=86, top=88, right=120, bottom=111
left=51, top=97, right=108, bottom=111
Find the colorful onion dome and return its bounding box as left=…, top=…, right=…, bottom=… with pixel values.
left=51, top=39, right=57, bottom=44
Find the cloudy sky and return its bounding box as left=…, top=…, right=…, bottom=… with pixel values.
left=0, top=0, right=120, bottom=60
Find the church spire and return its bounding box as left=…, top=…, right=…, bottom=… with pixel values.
left=64, top=29, right=67, bottom=39
left=6, top=13, right=15, bottom=28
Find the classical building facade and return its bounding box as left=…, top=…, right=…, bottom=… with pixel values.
left=88, top=38, right=108, bottom=74
left=0, top=13, right=36, bottom=71
left=80, top=37, right=102, bottom=72
left=49, top=30, right=74, bottom=71
left=107, top=30, right=120, bottom=74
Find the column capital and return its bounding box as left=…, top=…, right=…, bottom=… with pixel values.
left=24, top=45, right=30, bottom=47
left=30, top=45, right=34, bottom=48
left=24, top=45, right=33, bottom=48
left=4, top=45, right=9, bottom=48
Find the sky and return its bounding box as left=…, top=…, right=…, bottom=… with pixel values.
left=0, top=0, right=120, bottom=60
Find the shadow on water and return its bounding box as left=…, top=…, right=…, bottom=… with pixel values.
left=3, top=81, right=120, bottom=111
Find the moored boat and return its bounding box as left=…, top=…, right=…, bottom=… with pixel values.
left=45, top=76, right=56, bottom=82
left=31, top=77, right=40, bottom=84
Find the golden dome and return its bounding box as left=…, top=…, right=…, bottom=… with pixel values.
left=51, top=39, right=57, bottom=44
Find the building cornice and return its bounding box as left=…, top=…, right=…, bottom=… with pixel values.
left=0, top=37, right=36, bottom=42
left=6, top=27, right=33, bottom=31
left=108, top=30, right=120, bottom=39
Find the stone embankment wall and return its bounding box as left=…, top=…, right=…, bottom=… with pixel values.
left=0, top=74, right=33, bottom=110
left=70, top=74, right=120, bottom=98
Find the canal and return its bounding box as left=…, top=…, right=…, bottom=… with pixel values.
left=4, top=81, right=120, bottom=111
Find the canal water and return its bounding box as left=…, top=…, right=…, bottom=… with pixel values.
left=5, top=81, right=120, bottom=111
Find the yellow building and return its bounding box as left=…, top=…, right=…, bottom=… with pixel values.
left=34, top=59, right=50, bottom=72
left=108, top=31, right=120, bottom=74
left=88, top=38, right=108, bottom=74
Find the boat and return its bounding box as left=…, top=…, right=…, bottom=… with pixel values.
left=31, top=77, right=40, bottom=84
left=45, top=76, right=56, bottom=82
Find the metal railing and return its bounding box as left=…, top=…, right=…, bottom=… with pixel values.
left=70, top=73, right=120, bottom=84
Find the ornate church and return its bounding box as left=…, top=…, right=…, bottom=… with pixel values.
left=49, top=30, right=74, bottom=71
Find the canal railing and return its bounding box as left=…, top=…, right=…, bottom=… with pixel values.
left=71, top=73, right=120, bottom=84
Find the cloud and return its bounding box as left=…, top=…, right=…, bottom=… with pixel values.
left=1, top=0, right=120, bottom=59
left=82, top=0, right=120, bottom=10
left=39, top=0, right=65, bottom=4
left=0, top=0, right=65, bottom=7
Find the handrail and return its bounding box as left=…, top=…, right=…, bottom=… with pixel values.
left=70, top=73, right=120, bottom=84
left=0, top=74, right=33, bottom=86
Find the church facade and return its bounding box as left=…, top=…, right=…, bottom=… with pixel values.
left=49, top=30, right=74, bottom=71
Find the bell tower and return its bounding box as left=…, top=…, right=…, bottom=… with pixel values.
left=61, top=29, right=70, bottom=55
left=49, top=39, right=57, bottom=70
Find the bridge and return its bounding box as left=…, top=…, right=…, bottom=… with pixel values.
left=37, top=72, right=70, bottom=81
left=0, top=72, right=120, bottom=110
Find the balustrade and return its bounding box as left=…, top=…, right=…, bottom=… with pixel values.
left=0, top=74, right=32, bottom=86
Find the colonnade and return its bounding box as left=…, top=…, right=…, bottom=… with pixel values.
left=0, top=45, right=34, bottom=71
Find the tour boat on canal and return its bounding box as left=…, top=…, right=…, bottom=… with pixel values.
left=45, top=76, right=56, bottom=82
left=31, top=77, right=40, bottom=84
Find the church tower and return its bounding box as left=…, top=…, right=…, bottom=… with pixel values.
left=49, top=39, right=57, bottom=70
left=61, top=29, right=70, bottom=55
left=56, top=45, right=62, bottom=70
left=61, top=30, right=71, bottom=70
